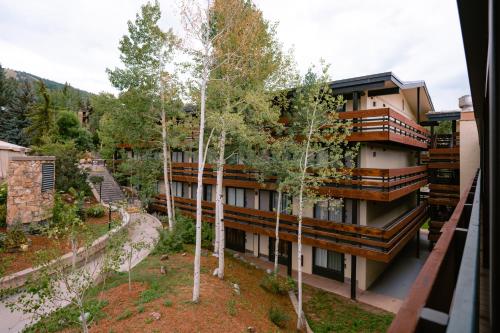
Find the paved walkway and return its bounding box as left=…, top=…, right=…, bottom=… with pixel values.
left=0, top=213, right=160, bottom=333
left=369, top=229, right=430, bottom=300
left=242, top=254, right=402, bottom=314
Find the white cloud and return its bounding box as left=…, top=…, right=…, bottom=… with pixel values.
left=0, top=0, right=469, bottom=109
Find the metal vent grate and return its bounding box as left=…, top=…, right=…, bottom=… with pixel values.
left=41, top=163, right=55, bottom=192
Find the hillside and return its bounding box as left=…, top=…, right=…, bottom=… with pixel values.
left=4, top=68, right=93, bottom=98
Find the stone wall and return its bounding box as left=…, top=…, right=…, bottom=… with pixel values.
left=6, top=156, right=56, bottom=226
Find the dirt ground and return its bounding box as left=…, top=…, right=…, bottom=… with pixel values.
left=0, top=200, right=120, bottom=276
left=83, top=250, right=297, bottom=333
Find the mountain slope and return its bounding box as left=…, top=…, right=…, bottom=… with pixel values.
left=5, top=68, right=93, bottom=97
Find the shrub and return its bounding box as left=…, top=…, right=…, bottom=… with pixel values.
left=153, top=213, right=214, bottom=254
left=269, top=306, right=290, bottom=328
left=4, top=224, right=28, bottom=250
left=227, top=299, right=237, bottom=316
left=0, top=182, right=7, bottom=205
left=116, top=308, right=133, bottom=321
left=260, top=274, right=294, bottom=295
left=0, top=232, right=6, bottom=248
left=86, top=204, right=106, bottom=218
left=0, top=204, right=6, bottom=228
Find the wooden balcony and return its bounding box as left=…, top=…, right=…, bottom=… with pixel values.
left=388, top=170, right=480, bottom=333
left=170, top=163, right=428, bottom=202
left=151, top=196, right=428, bottom=263
left=338, top=108, right=431, bottom=149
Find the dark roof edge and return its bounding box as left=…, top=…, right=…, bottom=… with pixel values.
left=329, top=72, right=435, bottom=111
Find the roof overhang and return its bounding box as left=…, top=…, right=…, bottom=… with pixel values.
left=329, top=72, right=435, bottom=120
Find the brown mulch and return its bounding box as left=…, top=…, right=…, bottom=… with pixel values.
left=0, top=200, right=119, bottom=276
left=86, top=251, right=297, bottom=333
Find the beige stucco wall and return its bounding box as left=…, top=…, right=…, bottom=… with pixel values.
left=359, top=144, right=417, bottom=168
left=459, top=113, right=480, bottom=193
left=7, top=156, right=55, bottom=226
left=259, top=234, right=269, bottom=257
left=291, top=242, right=312, bottom=274
left=365, top=194, right=417, bottom=228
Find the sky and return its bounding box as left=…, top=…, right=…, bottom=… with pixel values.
left=0, top=0, right=469, bottom=110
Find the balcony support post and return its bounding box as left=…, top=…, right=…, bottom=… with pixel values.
left=417, top=87, right=421, bottom=125
left=351, top=199, right=358, bottom=300
left=416, top=229, right=420, bottom=259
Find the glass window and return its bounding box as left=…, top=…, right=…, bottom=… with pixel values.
left=314, top=199, right=343, bottom=222
left=314, top=248, right=343, bottom=272
left=171, top=181, right=183, bottom=197
left=226, top=187, right=245, bottom=207
left=172, top=151, right=184, bottom=163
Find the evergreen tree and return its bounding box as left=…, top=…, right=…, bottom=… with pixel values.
left=25, top=80, right=57, bottom=144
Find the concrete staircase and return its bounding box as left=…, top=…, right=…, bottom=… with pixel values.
left=88, top=164, right=125, bottom=203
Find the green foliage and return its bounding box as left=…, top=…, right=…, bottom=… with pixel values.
left=0, top=182, right=7, bottom=204
left=268, top=306, right=290, bottom=328
left=31, top=141, right=91, bottom=194
left=226, top=299, right=237, bottom=316
left=0, top=204, right=6, bottom=228
left=23, top=299, right=108, bottom=333
left=304, top=288, right=393, bottom=333
left=56, top=110, right=94, bottom=151
left=116, top=308, right=133, bottom=321
left=436, top=120, right=452, bottom=135
left=0, top=232, right=6, bottom=248
left=163, top=299, right=173, bottom=307
left=137, top=304, right=145, bottom=313
left=86, top=204, right=106, bottom=218
left=260, top=274, right=294, bottom=295
left=136, top=285, right=162, bottom=304
left=3, top=223, right=28, bottom=250
left=153, top=213, right=213, bottom=254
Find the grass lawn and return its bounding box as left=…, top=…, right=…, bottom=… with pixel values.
left=303, top=284, right=394, bottom=333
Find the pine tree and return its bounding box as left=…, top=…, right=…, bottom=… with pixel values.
left=0, top=80, right=34, bottom=146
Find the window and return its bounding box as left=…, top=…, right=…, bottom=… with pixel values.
left=314, top=248, right=343, bottom=273
left=41, top=163, right=55, bottom=192
left=172, top=151, right=184, bottom=163
left=226, top=187, right=245, bottom=207
left=314, top=200, right=343, bottom=222
left=259, top=190, right=291, bottom=213
left=193, top=184, right=213, bottom=201
left=171, top=181, right=183, bottom=197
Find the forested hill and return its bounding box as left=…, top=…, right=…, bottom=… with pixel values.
left=4, top=68, right=93, bottom=98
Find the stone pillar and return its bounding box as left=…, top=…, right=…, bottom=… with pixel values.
left=6, top=156, right=56, bottom=227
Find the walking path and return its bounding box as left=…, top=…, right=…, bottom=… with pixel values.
left=0, top=213, right=161, bottom=333
left=242, top=254, right=402, bottom=314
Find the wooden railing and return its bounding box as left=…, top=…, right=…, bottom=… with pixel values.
left=170, top=162, right=428, bottom=202
left=151, top=196, right=428, bottom=263
left=388, top=170, right=480, bottom=332
left=338, top=108, right=431, bottom=149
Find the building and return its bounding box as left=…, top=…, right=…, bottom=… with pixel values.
left=388, top=0, right=497, bottom=331
left=0, top=140, right=30, bottom=180
left=0, top=140, right=56, bottom=228
left=151, top=72, right=434, bottom=296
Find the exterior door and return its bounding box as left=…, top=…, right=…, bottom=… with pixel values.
left=225, top=227, right=246, bottom=253
left=269, top=238, right=292, bottom=275
left=313, top=247, right=344, bottom=282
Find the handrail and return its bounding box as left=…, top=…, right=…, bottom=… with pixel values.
left=151, top=195, right=428, bottom=263
left=388, top=169, right=479, bottom=333
left=446, top=172, right=481, bottom=332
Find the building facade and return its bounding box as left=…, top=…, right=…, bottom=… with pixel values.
left=150, top=72, right=434, bottom=294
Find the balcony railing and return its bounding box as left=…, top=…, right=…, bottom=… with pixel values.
left=151, top=196, right=428, bottom=263
left=170, top=162, right=428, bottom=202
left=338, top=108, right=431, bottom=149
left=388, top=170, right=480, bottom=333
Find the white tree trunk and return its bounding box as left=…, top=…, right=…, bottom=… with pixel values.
left=193, top=77, right=207, bottom=302
left=274, top=190, right=282, bottom=275
left=297, top=114, right=315, bottom=330
left=71, top=238, right=77, bottom=270
left=161, top=108, right=174, bottom=230
left=167, top=144, right=176, bottom=221
left=79, top=300, right=89, bottom=333
left=216, top=129, right=226, bottom=279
